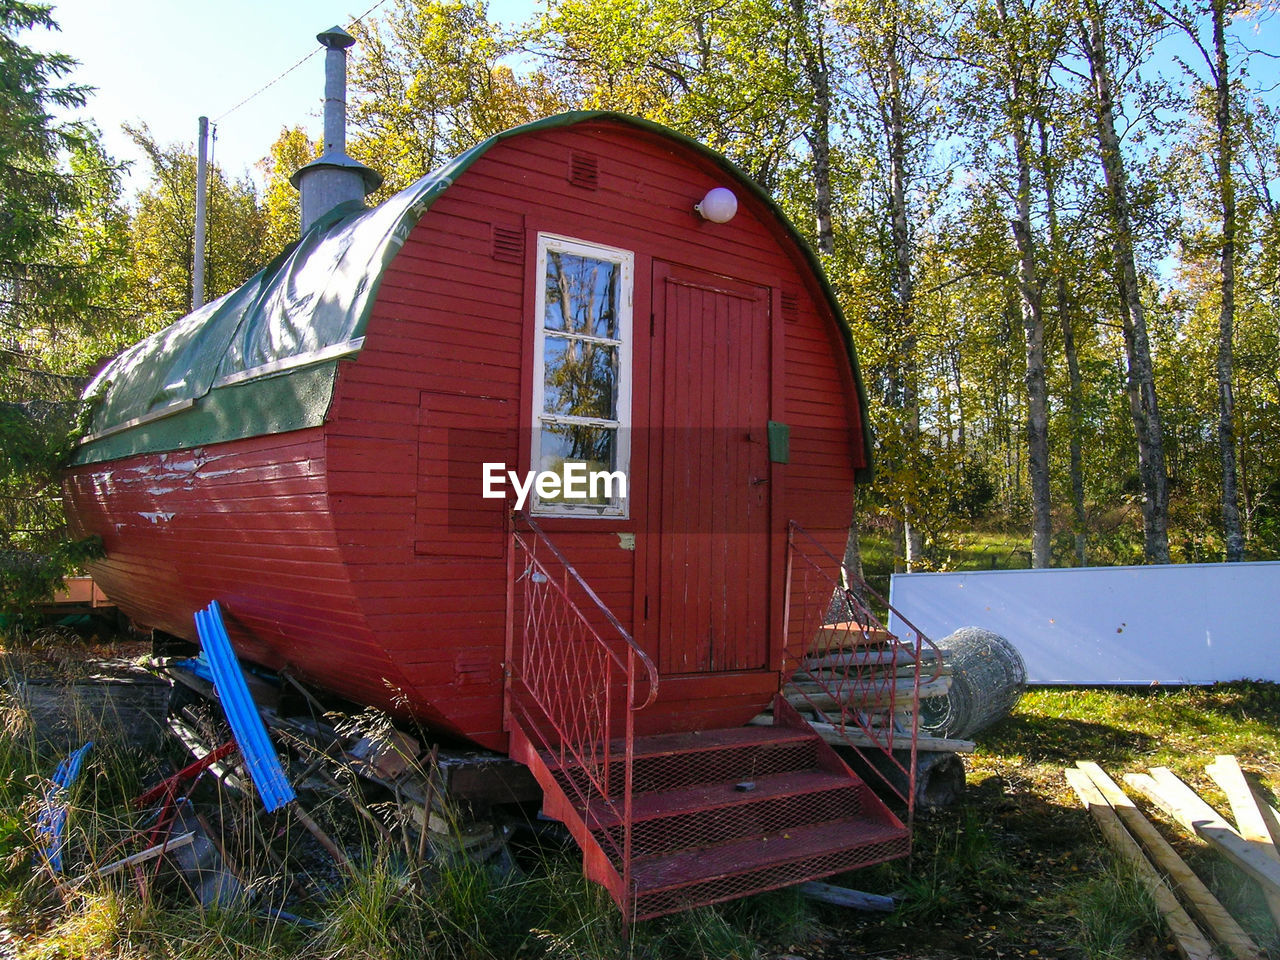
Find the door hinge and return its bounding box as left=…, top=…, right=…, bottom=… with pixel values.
left=649, top=312, right=655, bottom=336
left=644, top=595, right=650, bottom=619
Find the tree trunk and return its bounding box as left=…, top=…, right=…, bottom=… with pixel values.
left=793, top=0, right=864, bottom=584
left=793, top=0, right=836, bottom=258
left=886, top=21, right=924, bottom=569
left=1079, top=9, right=1170, bottom=563
left=1039, top=116, right=1087, bottom=565
left=1211, top=0, right=1244, bottom=561
left=793, top=0, right=865, bottom=586
left=997, top=0, right=1052, bottom=568
left=1011, top=209, right=1052, bottom=568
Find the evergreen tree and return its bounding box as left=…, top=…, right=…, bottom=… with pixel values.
left=0, top=1, right=110, bottom=618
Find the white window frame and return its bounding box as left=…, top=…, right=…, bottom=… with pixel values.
left=531, top=233, right=634, bottom=517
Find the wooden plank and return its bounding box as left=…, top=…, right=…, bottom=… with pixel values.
left=747, top=714, right=975, bottom=753
left=1064, top=767, right=1221, bottom=960
left=797, top=881, right=896, bottom=912
left=82, top=831, right=197, bottom=881
left=784, top=676, right=952, bottom=712
left=1205, top=755, right=1280, bottom=929
left=1124, top=769, right=1280, bottom=897
left=802, top=649, right=941, bottom=671
left=1075, top=762, right=1261, bottom=960
left=1260, top=802, right=1280, bottom=852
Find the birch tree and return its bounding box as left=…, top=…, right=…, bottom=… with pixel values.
left=964, top=0, right=1065, bottom=566
left=1157, top=0, right=1248, bottom=559
left=834, top=0, right=952, bottom=570
left=1075, top=0, right=1172, bottom=562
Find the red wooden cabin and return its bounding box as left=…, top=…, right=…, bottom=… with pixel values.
left=63, top=111, right=925, bottom=918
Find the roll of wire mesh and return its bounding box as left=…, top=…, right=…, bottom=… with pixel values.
left=919, top=627, right=1026, bottom=739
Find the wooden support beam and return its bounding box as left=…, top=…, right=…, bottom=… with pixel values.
left=291, top=803, right=355, bottom=877
left=747, top=714, right=975, bottom=753
left=1065, top=767, right=1220, bottom=960
left=798, top=881, right=896, bottom=912
left=83, top=831, right=197, bottom=882
left=1075, top=762, right=1261, bottom=960
left=1124, top=769, right=1280, bottom=898
left=168, top=716, right=248, bottom=794
left=1205, top=755, right=1280, bottom=930
left=785, top=676, right=952, bottom=711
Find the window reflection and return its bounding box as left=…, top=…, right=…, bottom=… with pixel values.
left=544, top=252, right=619, bottom=338
left=535, top=237, right=630, bottom=515
left=542, top=337, right=618, bottom=420
left=538, top=425, right=617, bottom=505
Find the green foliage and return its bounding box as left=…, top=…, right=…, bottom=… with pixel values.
left=349, top=0, right=564, bottom=197
left=891, top=807, right=1019, bottom=924
left=0, top=535, right=102, bottom=629
left=124, top=122, right=268, bottom=320
left=0, top=8, right=132, bottom=613
left=534, top=0, right=805, bottom=190
left=259, top=126, right=319, bottom=259
left=0, top=1, right=88, bottom=265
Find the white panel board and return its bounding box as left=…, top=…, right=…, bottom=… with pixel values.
left=887, top=562, right=1280, bottom=684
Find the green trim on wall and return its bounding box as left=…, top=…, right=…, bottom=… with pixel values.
left=71, top=362, right=339, bottom=466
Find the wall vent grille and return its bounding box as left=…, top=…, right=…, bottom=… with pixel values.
left=493, top=224, right=524, bottom=263
left=569, top=152, right=599, bottom=189
left=781, top=290, right=800, bottom=322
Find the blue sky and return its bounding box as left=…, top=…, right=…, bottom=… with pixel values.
left=26, top=0, right=541, bottom=191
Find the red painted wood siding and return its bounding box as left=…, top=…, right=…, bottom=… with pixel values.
left=61, top=431, right=421, bottom=715
left=62, top=119, right=860, bottom=751
left=328, top=119, right=861, bottom=745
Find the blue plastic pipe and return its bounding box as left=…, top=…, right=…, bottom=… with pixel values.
left=194, top=601, right=296, bottom=812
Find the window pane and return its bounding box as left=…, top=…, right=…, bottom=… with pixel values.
left=542, top=335, right=617, bottom=420
left=538, top=425, right=620, bottom=507
left=544, top=251, right=619, bottom=338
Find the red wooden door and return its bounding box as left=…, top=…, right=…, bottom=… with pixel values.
left=643, top=261, right=772, bottom=675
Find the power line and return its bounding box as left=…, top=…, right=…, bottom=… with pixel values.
left=212, top=0, right=393, bottom=123
left=213, top=48, right=319, bottom=123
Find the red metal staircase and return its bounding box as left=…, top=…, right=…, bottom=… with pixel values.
left=505, top=513, right=919, bottom=920
left=509, top=701, right=908, bottom=919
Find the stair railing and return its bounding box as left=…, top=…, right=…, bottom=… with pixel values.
left=505, top=510, right=660, bottom=911
left=783, top=521, right=942, bottom=825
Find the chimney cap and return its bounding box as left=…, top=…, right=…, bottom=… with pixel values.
left=289, top=154, right=382, bottom=194
left=317, top=25, right=356, bottom=49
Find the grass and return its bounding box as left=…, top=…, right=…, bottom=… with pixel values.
left=959, top=684, right=1280, bottom=959
left=1, top=628, right=1279, bottom=959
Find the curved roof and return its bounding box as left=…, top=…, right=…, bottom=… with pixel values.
left=73, top=111, right=873, bottom=476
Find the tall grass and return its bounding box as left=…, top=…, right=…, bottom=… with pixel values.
left=1053, top=865, right=1162, bottom=960
left=0, top=655, right=777, bottom=959
left=5, top=631, right=1279, bottom=960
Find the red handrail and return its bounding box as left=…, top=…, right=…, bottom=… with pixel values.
left=506, top=511, right=659, bottom=914
left=783, top=521, right=942, bottom=824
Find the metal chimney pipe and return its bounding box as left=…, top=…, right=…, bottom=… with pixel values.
left=321, top=29, right=352, bottom=157
left=290, top=26, right=382, bottom=233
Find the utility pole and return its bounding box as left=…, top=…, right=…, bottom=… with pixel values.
left=192, top=115, right=209, bottom=310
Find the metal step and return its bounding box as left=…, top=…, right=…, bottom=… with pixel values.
left=524, top=719, right=909, bottom=920
left=585, top=769, right=865, bottom=858
left=547, top=726, right=823, bottom=799
left=630, top=816, right=910, bottom=920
